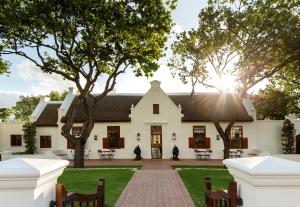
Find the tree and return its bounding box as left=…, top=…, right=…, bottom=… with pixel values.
left=49, top=90, right=68, bottom=101
left=281, top=119, right=296, bottom=154
left=251, top=86, right=300, bottom=120
left=1, top=0, right=176, bottom=167
left=169, top=0, right=299, bottom=159
left=0, top=58, right=9, bottom=74
left=12, top=95, right=40, bottom=122
left=22, top=122, right=37, bottom=154
left=0, top=108, right=11, bottom=122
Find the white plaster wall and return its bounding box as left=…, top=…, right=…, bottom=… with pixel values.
left=85, top=122, right=133, bottom=159
left=0, top=123, right=25, bottom=152
left=255, top=120, right=300, bottom=155
left=130, top=81, right=184, bottom=159
left=36, top=127, right=60, bottom=153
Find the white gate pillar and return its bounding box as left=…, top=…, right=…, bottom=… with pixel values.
left=224, top=156, right=300, bottom=207
left=0, top=158, right=69, bottom=207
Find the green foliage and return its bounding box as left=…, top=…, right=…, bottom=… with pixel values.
left=169, top=0, right=299, bottom=95
left=0, top=0, right=176, bottom=167
left=251, top=86, right=300, bottom=120
left=0, top=0, right=175, bottom=84
left=22, top=122, right=37, bottom=154
left=0, top=108, right=11, bottom=122
left=0, top=58, right=9, bottom=74
left=12, top=95, right=40, bottom=121
left=281, top=119, right=296, bottom=154
left=49, top=90, right=68, bottom=101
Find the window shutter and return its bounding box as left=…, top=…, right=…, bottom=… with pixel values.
left=189, top=137, right=196, bottom=148
left=242, top=138, right=248, bottom=149
left=103, top=138, right=109, bottom=149
left=119, top=138, right=125, bottom=148
left=205, top=137, right=211, bottom=149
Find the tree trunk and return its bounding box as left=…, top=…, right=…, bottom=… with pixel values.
left=74, top=141, right=85, bottom=168
left=223, top=136, right=230, bottom=159
left=61, top=96, right=95, bottom=168
left=213, top=121, right=235, bottom=159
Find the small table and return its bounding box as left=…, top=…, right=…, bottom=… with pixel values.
left=98, top=150, right=114, bottom=160
left=229, top=150, right=244, bottom=158
left=194, top=149, right=212, bottom=160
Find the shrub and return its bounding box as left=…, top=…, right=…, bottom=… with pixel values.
left=23, top=122, right=37, bottom=154
left=281, top=119, right=296, bottom=154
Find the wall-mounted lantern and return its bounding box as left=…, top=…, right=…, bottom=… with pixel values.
left=137, top=133, right=141, bottom=141
left=216, top=134, right=220, bottom=141
left=94, top=135, right=98, bottom=141
left=172, top=132, right=176, bottom=141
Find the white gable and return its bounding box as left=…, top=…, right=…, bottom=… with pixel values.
left=130, top=80, right=183, bottom=124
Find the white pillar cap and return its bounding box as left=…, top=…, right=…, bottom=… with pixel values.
left=0, top=158, right=69, bottom=189
left=224, top=156, right=300, bottom=187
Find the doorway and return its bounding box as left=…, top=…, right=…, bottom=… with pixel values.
left=296, top=134, right=300, bottom=154
left=151, top=126, right=162, bottom=159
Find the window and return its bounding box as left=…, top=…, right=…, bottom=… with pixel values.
left=11, top=135, right=22, bottom=146
left=103, top=126, right=124, bottom=149
left=193, top=126, right=206, bottom=147
left=153, top=104, right=159, bottom=114
left=40, top=136, right=51, bottom=148
left=230, top=126, right=243, bottom=149
left=107, top=126, right=120, bottom=148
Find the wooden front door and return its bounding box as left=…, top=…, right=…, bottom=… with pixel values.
left=151, top=126, right=162, bottom=159
left=296, top=134, right=300, bottom=154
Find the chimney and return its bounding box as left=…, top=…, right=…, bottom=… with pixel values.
left=68, top=87, right=74, bottom=93
left=150, top=80, right=161, bottom=90
left=40, top=96, right=46, bottom=102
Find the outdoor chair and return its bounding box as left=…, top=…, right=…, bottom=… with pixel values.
left=204, top=150, right=212, bottom=160
left=108, top=149, right=115, bottom=159
left=236, top=150, right=244, bottom=158
left=84, top=149, right=91, bottom=160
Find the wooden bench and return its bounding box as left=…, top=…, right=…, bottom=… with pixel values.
left=205, top=177, right=242, bottom=207
left=53, top=178, right=105, bottom=207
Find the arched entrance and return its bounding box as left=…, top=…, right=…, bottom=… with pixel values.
left=296, top=134, right=300, bottom=154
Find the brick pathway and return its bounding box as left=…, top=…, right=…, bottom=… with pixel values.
left=114, top=170, right=195, bottom=207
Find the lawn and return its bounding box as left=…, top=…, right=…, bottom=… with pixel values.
left=58, top=168, right=136, bottom=207
left=176, top=167, right=233, bottom=207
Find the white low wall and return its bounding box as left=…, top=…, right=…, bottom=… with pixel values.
left=224, top=156, right=300, bottom=207
left=0, top=158, right=69, bottom=207
left=274, top=154, right=300, bottom=162
left=1, top=153, right=67, bottom=161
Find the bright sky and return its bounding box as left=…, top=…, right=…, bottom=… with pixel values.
left=0, top=0, right=264, bottom=107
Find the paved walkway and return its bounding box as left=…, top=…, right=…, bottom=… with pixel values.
left=114, top=170, right=195, bottom=207
left=68, top=159, right=223, bottom=207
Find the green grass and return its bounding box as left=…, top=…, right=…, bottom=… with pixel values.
left=177, top=167, right=233, bottom=207
left=58, top=168, right=135, bottom=207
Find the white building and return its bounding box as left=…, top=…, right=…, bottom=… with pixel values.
left=0, top=80, right=300, bottom=160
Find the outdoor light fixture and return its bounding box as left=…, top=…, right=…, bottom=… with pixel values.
left=172, top=132, right=176, bottom=141
left=137, top=133, right=141, bottom=141
left=94, top=135, right=98, bottom=141
left=216, top=135, right=220, bottom=141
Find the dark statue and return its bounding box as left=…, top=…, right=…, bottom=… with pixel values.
left=172, top=145, right=179, bottom=160
left=134, top=145, right=142, bottom=160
